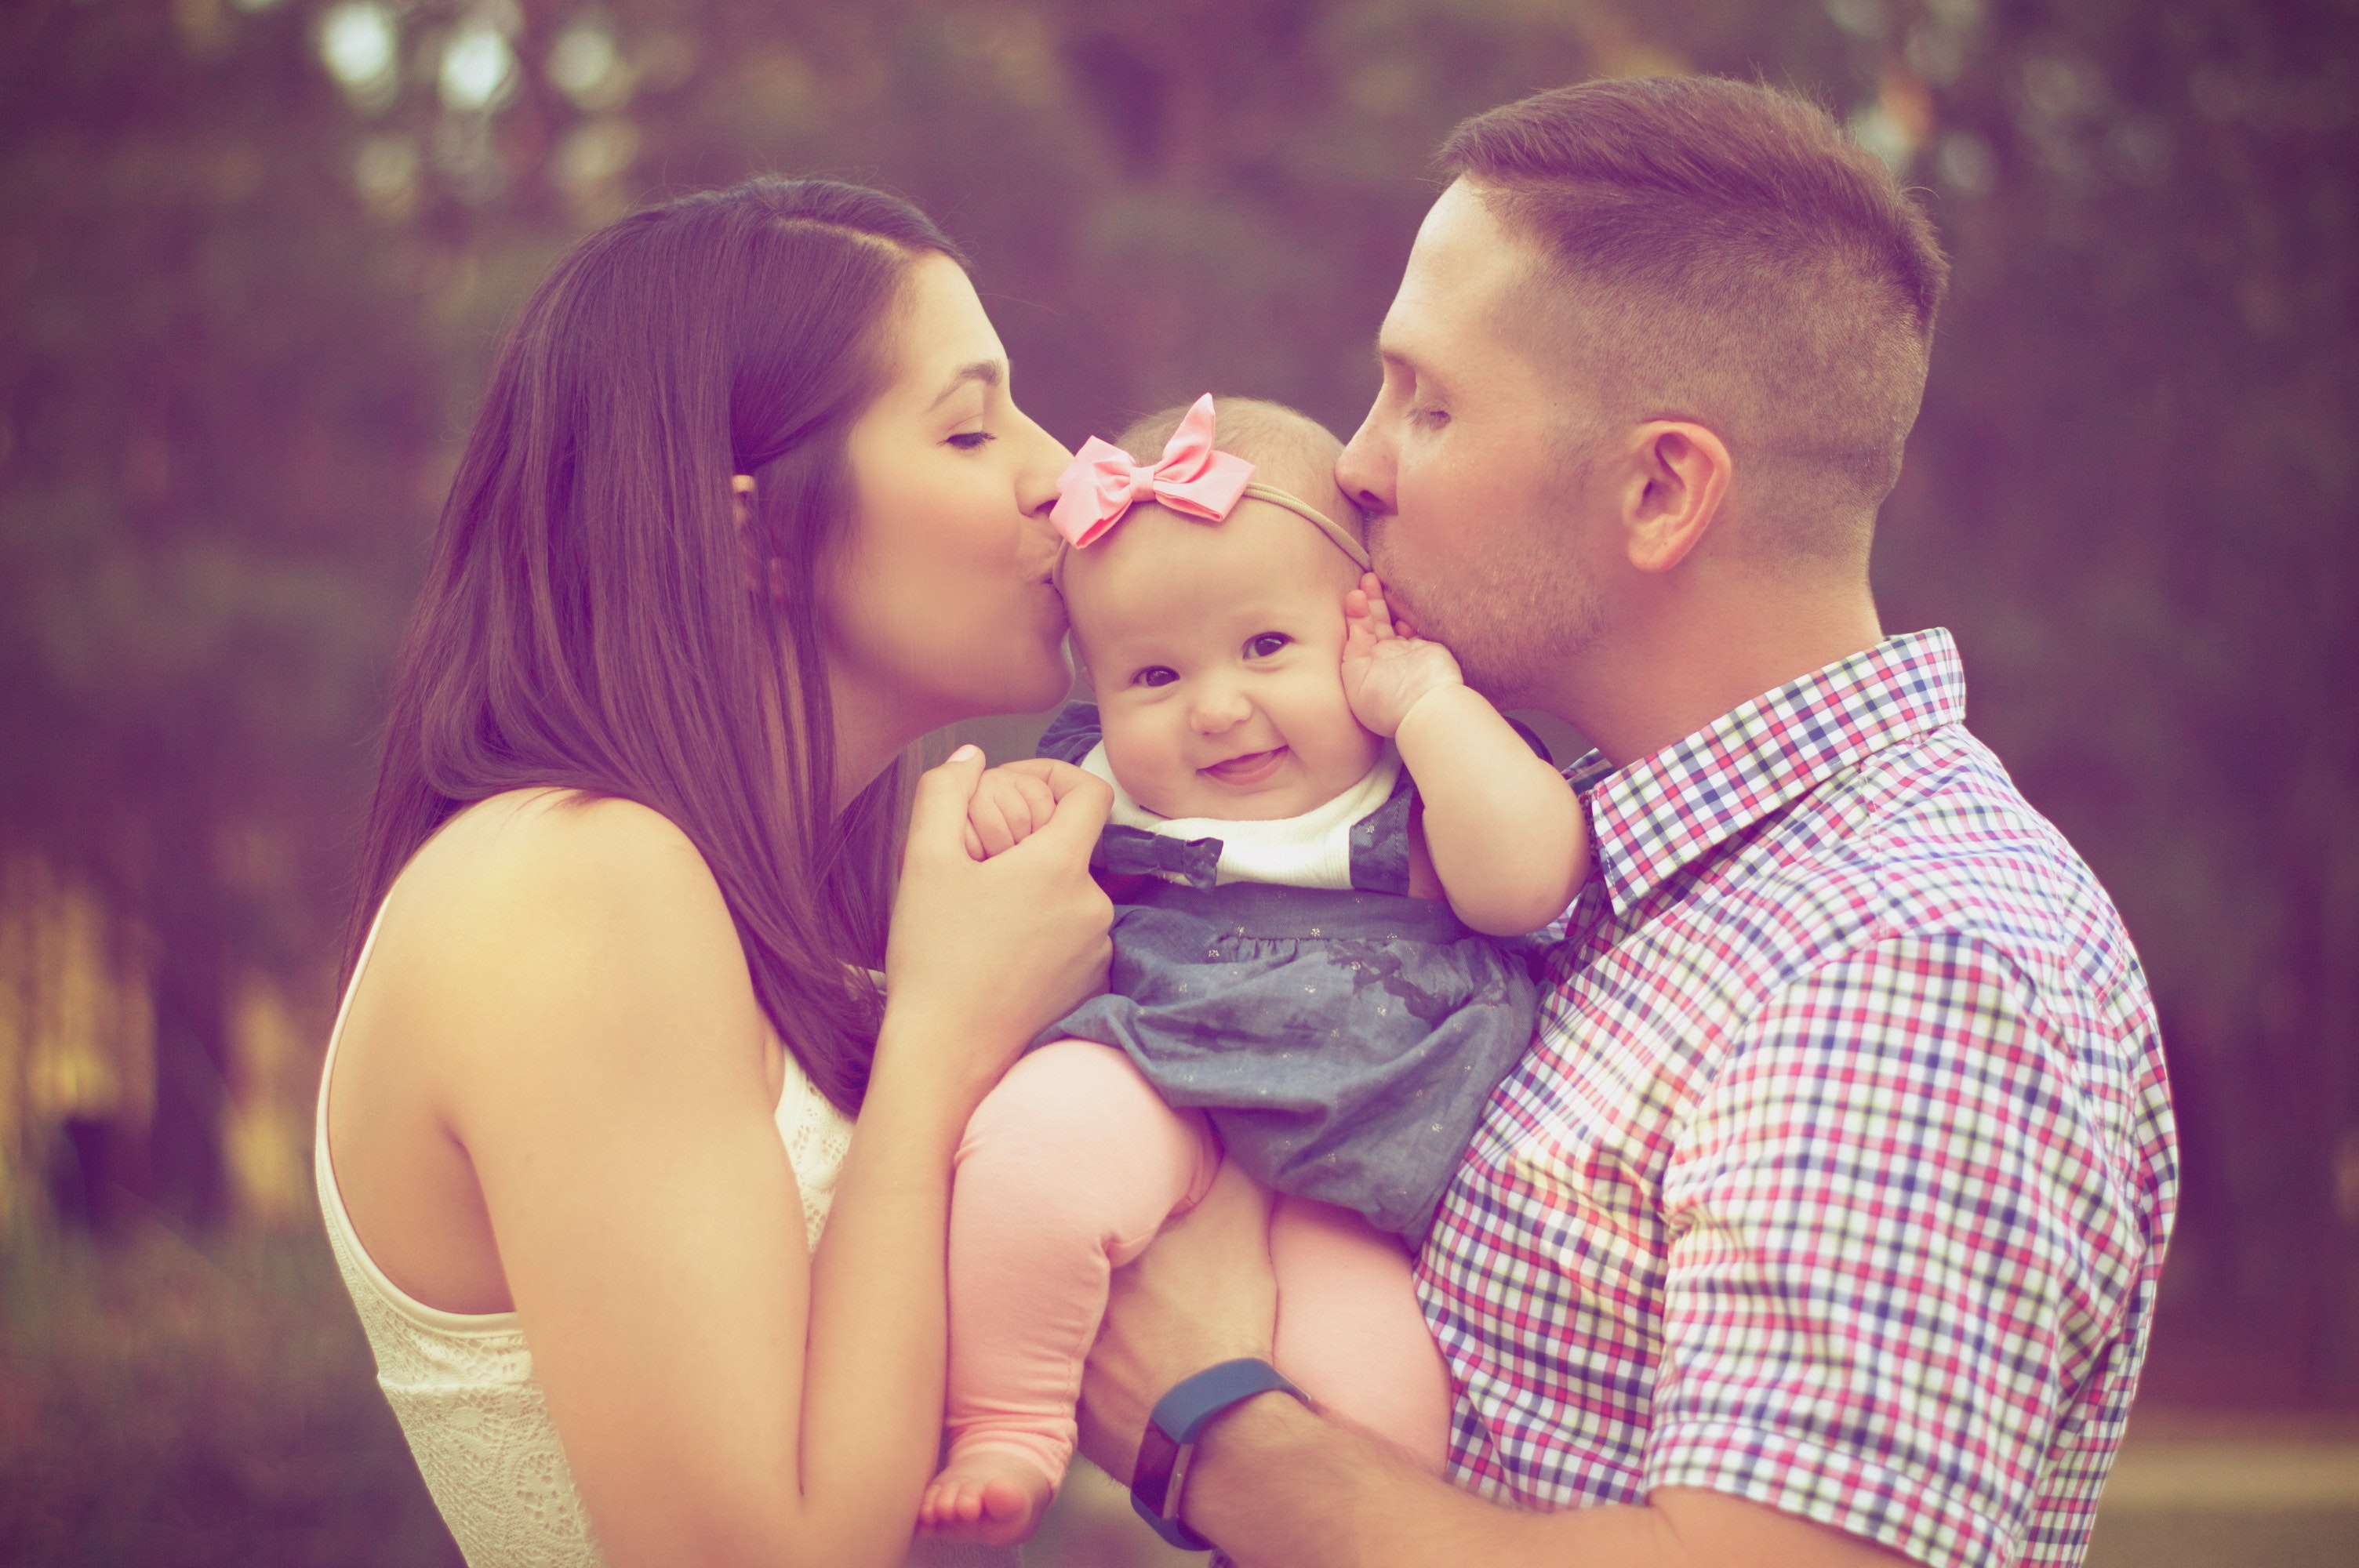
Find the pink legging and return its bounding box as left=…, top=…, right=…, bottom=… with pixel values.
left=944, top=1039, right=1452, bottom=1489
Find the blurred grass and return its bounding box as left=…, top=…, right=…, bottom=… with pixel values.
left=5, top=1225, right=2354, bottom=1568
left=2085, top=1508, right=2359, bottom=1567
left=0, top=1223, right=460, bottom=1568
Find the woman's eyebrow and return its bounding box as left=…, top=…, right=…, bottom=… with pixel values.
left=928, top=360, right=1003, bottom=409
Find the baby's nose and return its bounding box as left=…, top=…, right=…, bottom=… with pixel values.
left=1189, top=686, right=1252, bottom=732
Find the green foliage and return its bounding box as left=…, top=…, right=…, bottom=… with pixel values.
left=1870, top=0, right=2359, bottom=1391
left=1, top=0, right=2354, bottom=1399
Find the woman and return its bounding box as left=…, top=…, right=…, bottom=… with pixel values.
left=315, top=178, right=1113, bottom=1566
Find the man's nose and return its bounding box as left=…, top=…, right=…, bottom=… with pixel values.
left=1336, top=412, right=1394, bottom=516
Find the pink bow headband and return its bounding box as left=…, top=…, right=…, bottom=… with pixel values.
left=1048, top=394, right=1372, bottom=572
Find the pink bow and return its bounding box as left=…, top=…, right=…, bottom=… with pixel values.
left=1050, top=394, right=1256, bottom=549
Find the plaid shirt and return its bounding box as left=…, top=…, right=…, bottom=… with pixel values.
left=1416, top=629, right=2176, bottom=1568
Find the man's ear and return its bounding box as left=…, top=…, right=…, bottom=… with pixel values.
left=1614, top=421, right=1730, bottom=575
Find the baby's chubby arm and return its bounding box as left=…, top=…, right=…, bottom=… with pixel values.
left=1339, top=574, right=1590, bottom=937
left=962, top=757, right=1099, bottom=860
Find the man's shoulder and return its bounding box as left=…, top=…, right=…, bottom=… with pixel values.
left=1790, top=722, right=2142, bottom=989
left=1541, top=716, right=2159, bottom=1080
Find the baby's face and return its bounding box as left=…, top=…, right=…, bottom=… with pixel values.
left=1067, top=500, right=1380, bottom=822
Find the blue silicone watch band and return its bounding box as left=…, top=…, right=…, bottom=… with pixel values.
left=1151, top=1357, right=1303, bottom=1444
left=1130, top=1358, right=1304, bottom=1550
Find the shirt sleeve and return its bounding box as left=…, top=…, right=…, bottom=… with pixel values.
left=1645, top=931, right=2149, bottom=1568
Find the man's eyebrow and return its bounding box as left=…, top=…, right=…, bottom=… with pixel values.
left=928, top=360, right=1003, bottom=410
left=1378, top=343, right=1446, bottom=398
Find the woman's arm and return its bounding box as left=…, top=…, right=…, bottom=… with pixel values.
left=1340, top=575, right=1588, bottom=935
left=434, top=753, right=1110, bottom=1568
left=798, top=752, right=1114, bottom=1556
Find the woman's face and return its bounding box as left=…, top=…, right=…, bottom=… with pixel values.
left=827, top=254, right=1074, bottom=765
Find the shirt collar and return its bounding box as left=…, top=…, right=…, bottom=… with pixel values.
left=1570, top=628, right=1966, bottom=919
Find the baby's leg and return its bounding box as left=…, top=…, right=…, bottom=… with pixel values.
left=925, top=1040, right=1220, bottom=1545
left=1270, top=1196, right=1452, bottom=1475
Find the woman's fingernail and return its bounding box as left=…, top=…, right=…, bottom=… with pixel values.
left=950, top=744, right=980, bottom=762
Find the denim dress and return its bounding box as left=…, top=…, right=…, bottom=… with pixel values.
left=1034, top=705, right=1541, bottom=1243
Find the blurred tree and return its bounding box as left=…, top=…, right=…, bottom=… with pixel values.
left=0, top=0, right=442, bottom=1226
left=1, top=0, right=2351, bottom=1399
left=1862, top=0, right=2359, bottom=1399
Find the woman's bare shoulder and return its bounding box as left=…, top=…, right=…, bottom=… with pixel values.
left=376, top=791, right=760, bottom=1070
left=401, top=789, right=727, bottom=937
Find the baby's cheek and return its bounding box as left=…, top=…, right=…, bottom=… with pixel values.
left=1100, top=709, right=1189, bottom=811
left=1284, top=680, right=1384, bottom=781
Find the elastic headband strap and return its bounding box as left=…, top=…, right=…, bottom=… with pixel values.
left=1241, top=482, right=1372, bottom=572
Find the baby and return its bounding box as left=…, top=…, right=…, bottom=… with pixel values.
left=919, top=395, right=1590, bottom=1544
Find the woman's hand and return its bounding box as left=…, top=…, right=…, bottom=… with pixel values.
left=1078, top=1163, right=1279, bottom=1481
left=883, top=746, right=1113, bottom=1099
left=1341, top=573, right=1466, bottom=737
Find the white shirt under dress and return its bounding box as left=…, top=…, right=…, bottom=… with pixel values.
left=314, top=909, right=1014, bottom=1567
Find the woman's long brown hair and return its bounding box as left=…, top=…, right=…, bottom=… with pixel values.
left=347, top=178, right=962, bottom=1114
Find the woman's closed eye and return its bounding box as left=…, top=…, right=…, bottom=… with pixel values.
left=1244, top=633, right=1292, bottom=659
left=947, top=430, right=997, bottom=451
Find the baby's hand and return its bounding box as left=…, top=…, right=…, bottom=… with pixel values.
left=964, top=758, right=1085, bottom=860
left=1341, top=572, right=1465, bottom=736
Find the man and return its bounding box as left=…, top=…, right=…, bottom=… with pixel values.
left=1079, top=75, right=2177, bottom=1568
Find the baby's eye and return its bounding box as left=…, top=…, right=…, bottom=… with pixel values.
left=947, top=430, right=996, bottom=451
left=1410, top=405, right=1448, bottom=430
left=1244, top=633, right=1292, bottom=659
left=1132, top=666, right=1179, bottom=688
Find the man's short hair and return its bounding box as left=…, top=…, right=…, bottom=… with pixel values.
left=1440, top=76, right=1950, bottom=561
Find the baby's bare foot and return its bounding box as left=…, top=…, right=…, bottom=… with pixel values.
left=918, top=1449, right=1054, bottom=1547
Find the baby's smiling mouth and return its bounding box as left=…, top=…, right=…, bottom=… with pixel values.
left=1201, top=747, right=1289, bottom=785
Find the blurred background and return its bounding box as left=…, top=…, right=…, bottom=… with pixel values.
left=2, top=0, right=2354, bottom=1563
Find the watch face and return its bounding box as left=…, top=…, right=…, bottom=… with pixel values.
left=1131, top=1421, right=1183, bottom=1520
left=1129, top=1424, right=1210, bottom=1550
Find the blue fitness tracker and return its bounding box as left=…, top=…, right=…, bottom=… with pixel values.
left=1128, top=1358, right=1306, bottom=1550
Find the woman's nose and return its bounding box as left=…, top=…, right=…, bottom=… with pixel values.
left=1013, top=405, right=1074, bottom=524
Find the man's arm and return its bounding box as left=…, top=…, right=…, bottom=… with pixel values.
left=1085, top=927, right=2137, bottom=1568
left=1078, top=1168, right=1908, bottom=1568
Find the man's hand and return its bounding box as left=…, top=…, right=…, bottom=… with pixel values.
left=1341, top=573, right=1466, bottom=737
left=1074, top=1160, right=1918, bottom=1568
left=962, top=757, right=1092, bottom=861
left=1078, top=1162, right=1279, bottom=1480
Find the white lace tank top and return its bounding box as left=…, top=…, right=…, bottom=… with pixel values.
left=314, top=910, right=1012, bottom=1567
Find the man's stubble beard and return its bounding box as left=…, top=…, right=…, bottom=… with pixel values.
left=1365, top=510, right=1606, bottom=710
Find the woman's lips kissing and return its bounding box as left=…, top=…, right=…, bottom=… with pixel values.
left=1201, top=746, right=1288, bottom=786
